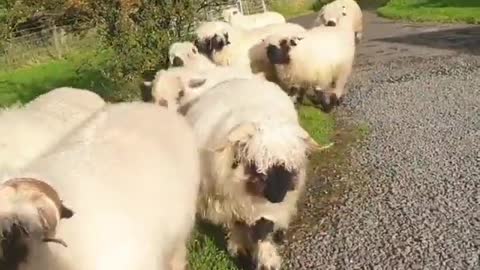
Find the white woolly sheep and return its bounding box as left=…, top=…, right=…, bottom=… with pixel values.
left=313, top=0, right=363, bottom=43
left=0, top=102, right=201, bottom=270
left=147, top=65, right=265, bottom=111
left=266, top=25, right=356, bottom=113
left=168, top=41, right=216, bottom=70
left=222, top=7, right=286, bottom=30
left=194, top=20, right=305, bottom=75
left=0, top=87, right=105, bottom=173
left=183, top=77, right=331, bottom=270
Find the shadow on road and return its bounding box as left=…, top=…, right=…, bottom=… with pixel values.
left=374, top=26, right=480, bottom=56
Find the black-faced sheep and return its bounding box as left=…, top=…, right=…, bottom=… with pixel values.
left=265, top=26, right=356, bottom=113
left=313, top=0, right=363, bottom=43
left=181, top=77, right=330, bottom=270
left=168, top=41, right=216, bottom=69
left=193, top=21, right=305, bottom=76
left=147, top=65, right=265, bottom=112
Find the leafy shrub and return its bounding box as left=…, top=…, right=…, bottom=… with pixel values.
left=84, top=0, right=226, bottom=84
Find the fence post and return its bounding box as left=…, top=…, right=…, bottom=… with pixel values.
left=261, top=0, right=267, bottom=12
left=237, top=0, right=244, bottom=14
left=52, top=25, right=62, bottom=58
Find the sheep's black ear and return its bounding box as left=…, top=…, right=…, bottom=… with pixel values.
left=224, top=32, right=231, bottom=45
left=233, top=10, right=239, bottom=15
left=188, top=78, right=206, bottom=88
left=60, top=204, right=74, bottom=219
left=172, top=56, right=184, bottom=67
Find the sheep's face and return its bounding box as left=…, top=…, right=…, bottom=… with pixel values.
left=236, top=156, right=299, bottom=204
left=194, top=32, right=231, bottom=57
left=212, top=123, right=317, bottom=204
left=266, top=36, right=303, bottom=65
left=319, top=4, right=347, bottom=27
left=150, top=69, right=207, bottom=112
left=168, top=43, right=200, bottom=67
left=222, top=7, right=241, bottom=22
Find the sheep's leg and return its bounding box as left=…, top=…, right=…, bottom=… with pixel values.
left=169, top=239, right=188, bottom=270
left=331, top=62, right=353, bottom=105
left=286, top=86, right=305, bottom=108
left=248, top=218, right=282, bottom=270
left=226, top=222, right=250, bottom=258
left=355, top=32, right=363, bottom=44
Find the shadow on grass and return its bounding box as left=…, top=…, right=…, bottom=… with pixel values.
left=374, top=26, right=480, bottom=56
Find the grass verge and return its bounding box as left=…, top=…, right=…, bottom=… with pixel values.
left=1, top=56, right=336, bottom=269
left=377, top=0, right=480, bottom=24
left=270, top=0, right=316, bottom=19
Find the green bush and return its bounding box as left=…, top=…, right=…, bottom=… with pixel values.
left=84, top=0, right=225, bottom=86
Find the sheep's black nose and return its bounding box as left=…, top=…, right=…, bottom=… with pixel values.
left=266, top=45, right=289, bottom=65
left=326, top=20, right=336, bottom=26
left=172, top=56, right=184, bottom=67
left=263, top=165, right=295, bottom=203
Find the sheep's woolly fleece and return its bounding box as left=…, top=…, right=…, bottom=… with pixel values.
left=237, top=121, right=309, bottom=174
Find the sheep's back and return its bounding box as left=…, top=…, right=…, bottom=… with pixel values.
left=18, top=102, right=200, bottom=270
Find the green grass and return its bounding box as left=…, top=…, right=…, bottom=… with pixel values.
left=0, top=51, right=113, bottom=107
left=270, top=0, right=317, bottom=19
left=0, top=53, right=335, bottom=269
left=378, top=0, right=480, bottom=24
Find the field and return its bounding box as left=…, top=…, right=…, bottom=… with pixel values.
left=377, top=0, right=480, bottom=24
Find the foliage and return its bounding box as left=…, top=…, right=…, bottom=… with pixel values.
left=270, top=0, right=316, bottom=18
left=80, top=0, right=227, bottom=85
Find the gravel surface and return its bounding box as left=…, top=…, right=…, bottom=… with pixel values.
left=284, top=11, right=480, bottom=270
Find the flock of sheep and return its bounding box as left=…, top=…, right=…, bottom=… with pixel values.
left=0, top=0, right=364, bottom=270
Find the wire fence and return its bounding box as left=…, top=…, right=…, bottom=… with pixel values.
left=0, top=0, right=268, bottom=71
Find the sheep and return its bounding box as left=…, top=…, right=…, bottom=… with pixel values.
left=168, top=41, right=216, bottom=70
left=222, top=7, right=286, bottom=30
left=147, top=65, right=265, bottom=111
left=0, top=102, right=201, bottom=270
left=193, top=21, right=305, bottom=75
left=182, top=76, right=332, bottom=270
left=265, top=25, right=356, bottom=113
left=313, top=0, right=363, bottom=43
left=0, top=87, right=106, bottom=172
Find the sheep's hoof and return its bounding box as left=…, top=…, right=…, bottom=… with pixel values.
left=273, top=229, right=286, bottom=244
left=254, top=241, right=282, bottom=270
left=315, top=92, right=335, bottom=113
left=336, top=95, right=345, bottom=106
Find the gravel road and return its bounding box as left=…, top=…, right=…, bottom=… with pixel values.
left=284, top=11, right=480, bottom=270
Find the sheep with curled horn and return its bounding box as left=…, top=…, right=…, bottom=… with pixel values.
left=0, top=102, right=201, bottom=270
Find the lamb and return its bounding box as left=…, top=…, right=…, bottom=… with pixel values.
left=147, top=65, right=265, bottom=111
left=168, top=41, right=216, bottom=70
left=313, top=0, right=363, bottom=43
left=222, top=7, right=286, bottom=30
left=194, top=21, right=305, bottom=75
left=266, top=25, right=356, bottom=113
left=0, top=87, right=106, bottom=172
left=0, top=102, right=201, bottom=270
left=182, top=76, right=332, bottom=270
